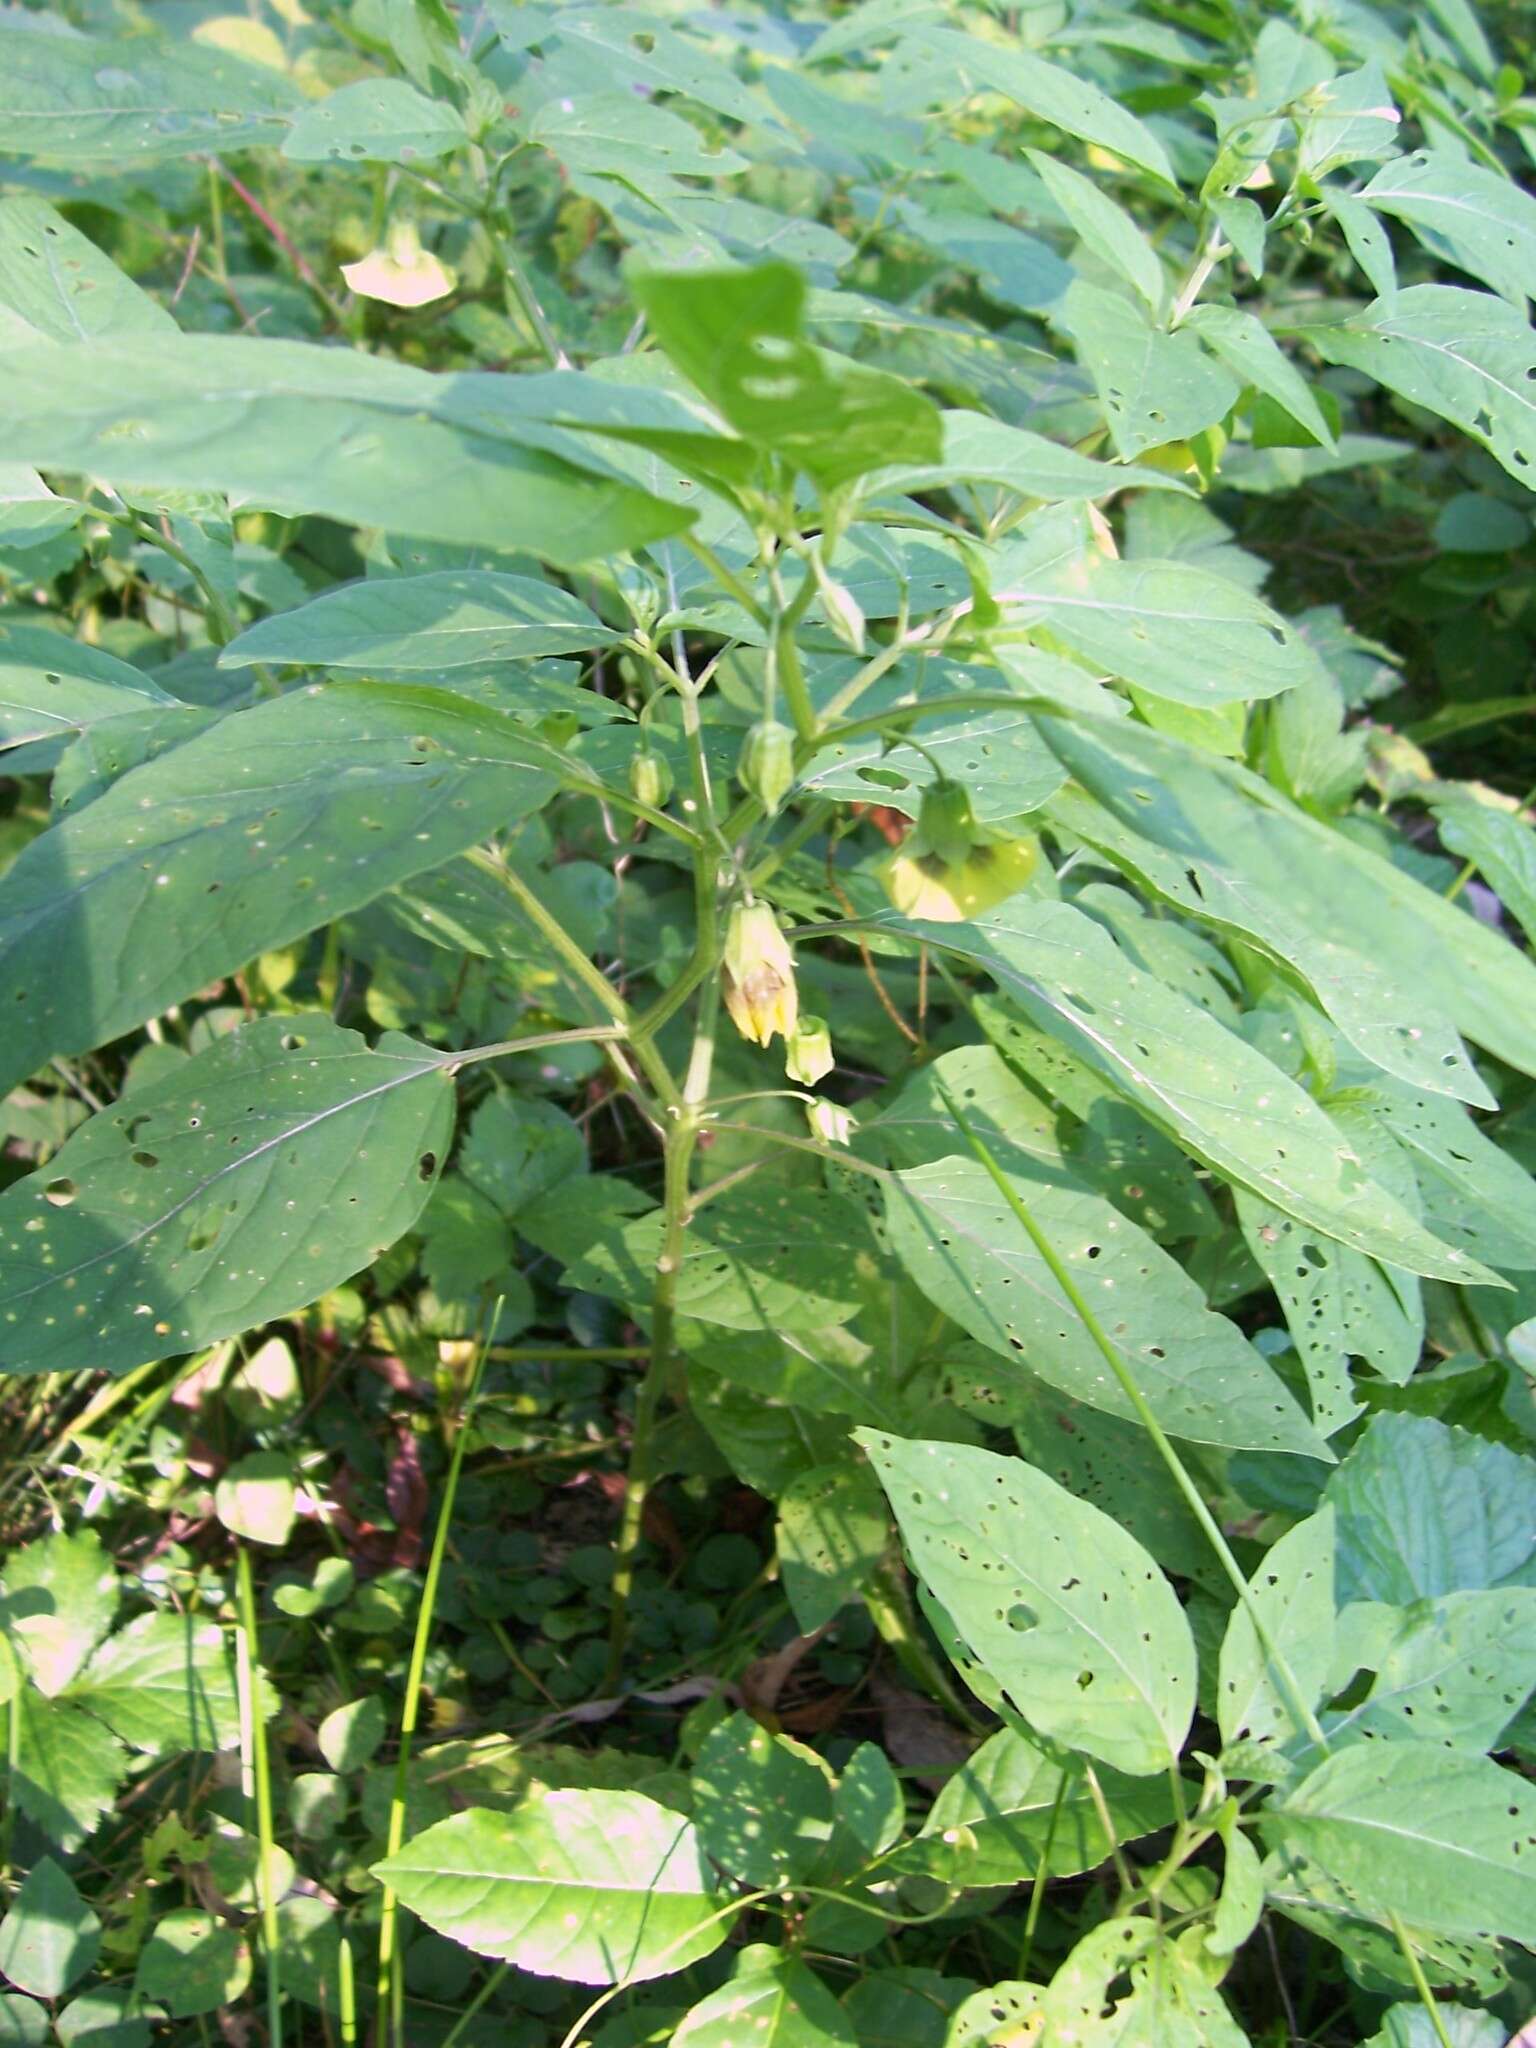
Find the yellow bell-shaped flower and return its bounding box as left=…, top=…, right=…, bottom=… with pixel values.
left=884, top=836, right=1039, bottom=923
left=722, top=902, right=798, bottom=1048
left=341, top=221, right=456, bottom=309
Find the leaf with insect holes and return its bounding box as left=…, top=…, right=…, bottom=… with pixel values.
left=674, top=1948, right=858, bottom=2047
left=0, top=197, right=176, bottom=345
left=281, top=78, right=468, bottom=165
left=0, top=1014, right=454, bottom=1376
left=0, top=683, right=558, bottom=1097
left=776, top=1460, right=889, bottom=1632
left=1360, top=149, right=1536, bottom=305
left=859, top=1432, right=1195, bottom=1775
left=0, top=626, right=174, bottom=751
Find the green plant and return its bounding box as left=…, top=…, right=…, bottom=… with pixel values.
left=1, top=0, right=1535, bottom=2043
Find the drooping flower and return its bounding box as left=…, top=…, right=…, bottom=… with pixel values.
left=884, top=837, right=1040, bottom=922
left=722, top=902, right=798, bottom=1048
left=785, top=1014, right=834, bottom=1087
left=806, top=1097, right=855, bottom=1146
left=341, top=221, right=456, bottom=308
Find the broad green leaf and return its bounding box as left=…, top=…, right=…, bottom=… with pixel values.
left=674, top=1948, right=857, bottom=2048
left=1266, top=1745, right=1536, bottom=1942
left=912, top=27, right=1176, bottom=186
left=946, top=1984, right=1044, bottom=2047
left=777, top=1461, right=889, bottom=1632
left=0, top=1861, right=99, bottom=2000
left=214, top=1452, right=297, bottom=1548
left=0, top=684, right=557, bottom=1096
left=890, top=1727, right=1172, bottom=1886
left=1218, top=1508, right=1336, bottom=1751
left=1327, top=1588, right=1536, bottom=1753
left=281, top=77, right=468, bottom=164
left=0, top=32, right=301, bottom=161
left=0, top=626, right=173, bottom=751
left=1361, top=149, right=1536, bottom=304
left=0, top=1015, right=455, bottom=1376
left=529, top=93, right=747, bottom=179
left=864, top=406, right=1191, bottom=504
left=0, top=1997, right=45, bottom=2048
left=1055, top=280, right=1241, bottom=461
left=632, top=263, right=942, bottom=490
left=1305, top=285, right=1536, bottom=492
left=0, top=198, right=175, bottom=344
left=54, top=1988, right=152, bottom=2048
left=858, top=1433, right=1195, bottom=1775
left=1356, top=1071, right=1536, bottom=1270
left=0, top=336, right=693, bottom=563
left=1183, top=305, right=1338, bottom=450
left=132, top=1911, right=250, bottom=2019
left=318, top=1696, right=386, bottom=1774
left=1026, top=151, right=1165, bottom=315
left=1366, top=2004, right=1506, bottom=2048
left=373, top=1793, right=733, bottom=1984
left=840, top=1969, right=975, bottom=2043
left=1324, top=190, right=1399, bottom=298
left=1208, top=1817, right=1264, bottom=1959
left=0, top=1529, right=118, bottom=1695
left=1039, top=1918, right=1246, bottom=2045
left=565, top=1184, right=869, bottom=1333
left=1038, top=721, right=1488, bottom=1105
left=536, top=8, right=765, bottom=125
left=891, top=902, right=1487, bottom=1282
left=220, top=571, right=621, bottom=674
left=10, top=1692, right=126, bottom=1850
left=885, top=1158, right=1328, bottom=1458
left=1323, top=1414, right=1536, bottom=1605
left=1430, top=791, right=1536, bottom=946
left=994, top=536, right=1319, bottom=705
left=693, top=1714, right=834, bottom=1886
left=68, top=1610, right=245, bottom=1753
left=797, top=707, right=1064, bottom=823
left=1295, top=58, right=1401, bottom=179
left=832, top=1745, right=904, bottom=1861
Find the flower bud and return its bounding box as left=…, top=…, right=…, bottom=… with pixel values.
left=913, top=777, right=978, bottom=869
left=722, top=902, right=798, bottom=1048
left=628, top=748, right=673, bottom=811
left=737, top=718, right=796, bottom=817
left=884, top=835, right=1040, bottom=923
left=785, top=1015, right=834, bottom=1087
left=807, top=1097, right=855, bottom=1146
left=538, top=711, right=582, bottom=747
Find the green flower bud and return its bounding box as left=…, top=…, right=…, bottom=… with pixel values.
left=538, top=711, right=582, bottom=748
left=628, top=748, right=673, bottom=811
left=785, top=1014, right=834, bottom=1087
left=914, top=777, right=977, bottom=868
left=738, top=718, right=796, bottom=817
left=806, top=1097, right=855, bottom=1146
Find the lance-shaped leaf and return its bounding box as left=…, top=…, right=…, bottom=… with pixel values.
left=1265, top=1745, right=1536, bottom=1943
left=674, top=1950, right=857, bottom=2048
left=858, top=1432, right=1195, bottom=1775
left=281, top=78, right=468, bottom=165
left=1325, top=1588, right=1536, bottom=1754
left=0, top=335, right=693, bottom=563
left=1304, top=285, right=1536, bottom=492
left=864, top=407, right=1191, bottom=504
left=1360, top=149, right=1536, bottom=306
left=1218, top=1508, right=1337, bottom=1751
left=0, top=31, right=302, bottom=161
left=886, top=1158, right=1329, bottom=1458
left=0, top=196, right=176, bottom=345
left=1035, top=711, right=1505, bottom=1104
left=219, top=572, right=622, bottom=675
left=0, top=626, right=174, bottom=751
left=0, top=684, right=558, bottom=1096
left=0, top=1015, right=454, bottom=1376
left=881, top=902, right=1491, bottom=1283
left=373, top=1794, right=733, bottom=1985
left=1054, top=280, right=1242, bottom=462
left=797, top=707, right=1064, bottom=822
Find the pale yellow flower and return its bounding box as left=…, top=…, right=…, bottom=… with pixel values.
left=785, top=1015, right=834, bottom=1087
left=884, top=837, right=1039, bottom=923
left=341, top=222, right=456, bottom=309
left=722, top=902, right=798, bottom=1048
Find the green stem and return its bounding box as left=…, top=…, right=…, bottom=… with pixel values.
left=375, top=1338, right=492, bottom=2040
left=681, top=535, right=769, bottom=627
left=1018, top=1774, right=1068, bottom=1980
left=235, top=1546, right=282, bottom=2048
left=766, top=550, right=820, bottom=742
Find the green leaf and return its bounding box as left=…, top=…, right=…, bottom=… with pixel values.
left=1265, top=1745, right=1536, bottom=1942
left=1217, top=1508, right=1336, bottom=1751
left=0, top=626, right=173, bottom=751
left=865, top=406, right=1192, bottom=504
left=884, top=1158, right=1328, bottom=1458
left=281, top=77, right=468, bottom=164
left=994, top=532, right=1319, bottom=705
left=841, top=1968, right=975, bottom=2045
left=1055, top=281, right=1241, bottom=461
left=534, top=8, right=764, bottom=125
left=1356, top=1070, right=1536, bottom=1270
left=0, top=1997, right=45, bottom=2048
left=68, top=1610, right=246, bottom=1753
left=318, top=1695, right=387, bottom=1774
left=777, top=1461, right=888, bottom=1632
left=0, top=32, right=301, bottom=161
left=1430, top=792, right=1536, bottom=947
left=894, top=903, right=1486, bottom=1282
left=891, top=1727, right=1172, bottom=1887
left=1323, top=1414, right=1536, bottom=1605
left=632, top=263, right=942, bottom=490
left=674, top=1948, right=857, bottom=2048
left=373, top=1793, right=734, bottom=1985
left=859, top=1432, right=1195, bottom=1775
left=832, top=1745, right=904, bottom=1861
left=529, top=93, right=747, bottom=180
left=0, top=197, right=176, bottom=345
left=214, top=1452, right=297, bottom=1548
left=566, top=1184, right=869, bottom=1333
left=0, top=684, right=557, bottom=1095
left=0, top=1529, right=118, bottom=1696
left=0, top=336, right=693, bottom=562
left=132, top=1911, right=250, bottom=2019
left=0, top=1861, right=99, bottom=2000
left=1365, top=2003, right=1506, bottom=2048
left=54, top=1987, right=153, bottom=2048
left=1327, top=1588, right=1536, bottom=1753
left=797, top=707, right=1064, bottom=824
left=1026, top=151, right=1165, bottom=315
left=220, top=571, right=622, bottom=675
left=912, top=27, right=1176, bottom=186
left=693, top=1713, right=834, bottom=1886
left=0, top=1015, right=455, bottom=1376
left=1304, top=285, right=1536, bottom=492
left=1036, top=714, right=1493, bottom=1106
left=1208, top=1816, right=1264, bottom=1959
left=1183, top=305, right=1338, bottom=450
left=1361, top=149, right=1536, bottom=305
left=10, top=1691, right=126, bottom=1851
